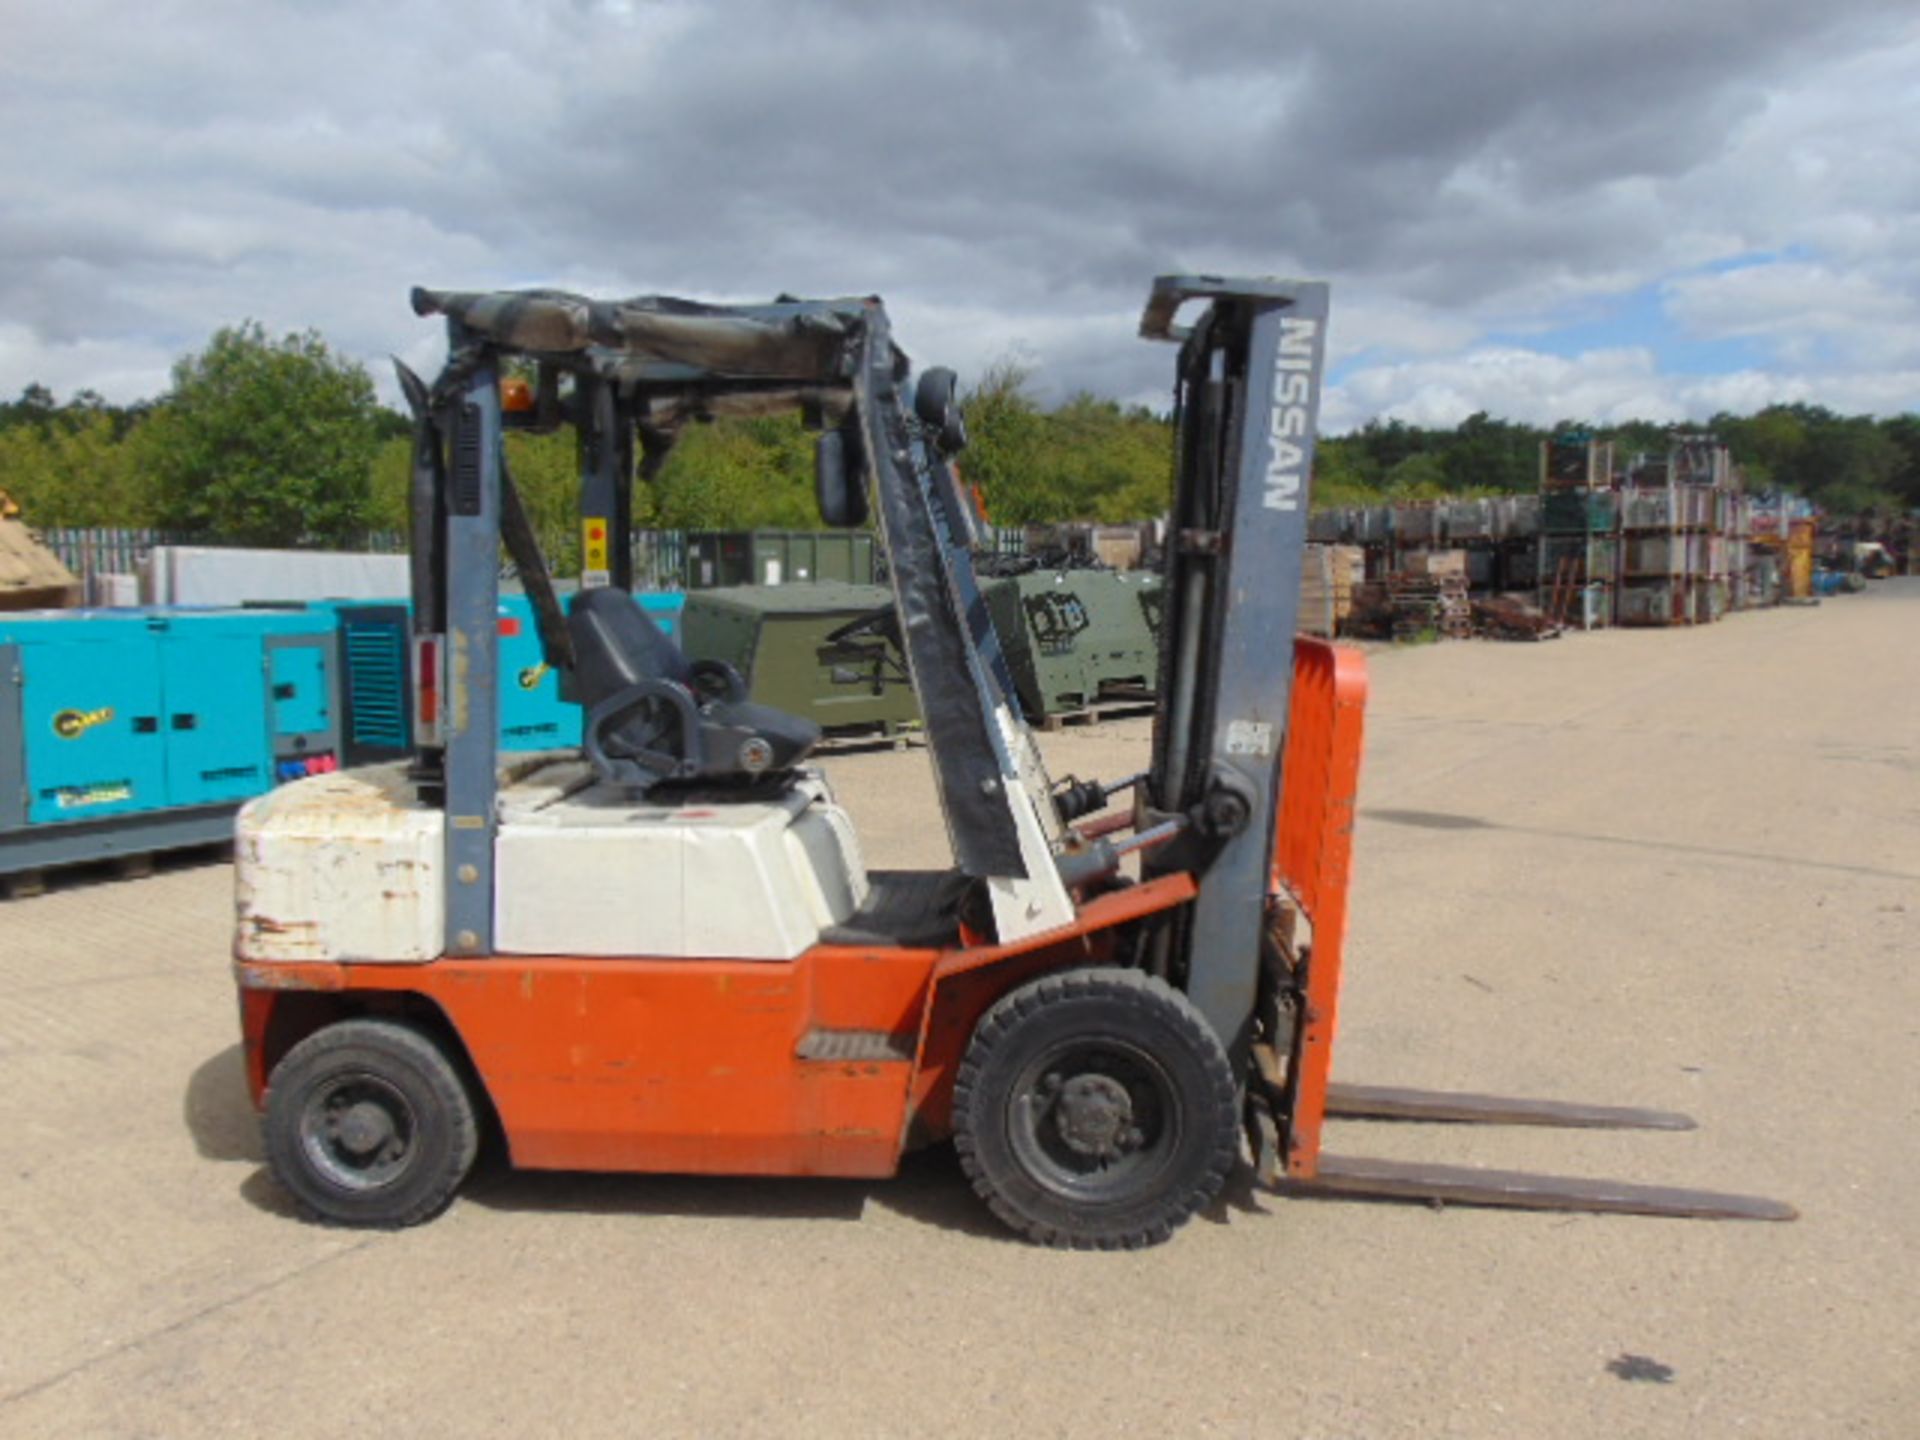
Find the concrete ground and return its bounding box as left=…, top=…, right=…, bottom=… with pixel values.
left=2, top=582, right=1915, bottom=1439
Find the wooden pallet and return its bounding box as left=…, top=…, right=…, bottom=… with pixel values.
left=1, top=841, right=231, bottom=900
left=1035, top=698, right=1158, bottom=731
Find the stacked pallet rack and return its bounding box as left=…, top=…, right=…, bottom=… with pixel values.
left=1499, top=494, right=1541, bottom=592
left=1727, top=490, right=1754, bottom=610
left=1616, top=435, right=1735, bottom=627
left=1537, top=434, right=1618, bottom=630
left=1684, top=437, right=1739, bottom=623
left=1388, top=499, right=1443, bottom=576
left=1384, top=551, right=1471, bottom=640
left=1442, top=497, right=1502, bottom=593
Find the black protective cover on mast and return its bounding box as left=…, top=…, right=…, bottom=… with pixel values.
left=850, top=312, right=1027, bottom=878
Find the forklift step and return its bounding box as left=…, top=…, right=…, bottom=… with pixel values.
left=1292, top=1153, right=1797, bottom=1221
left=794, top=1028, right=915, bottom=1063
left=1324, top=1081, right=1695, bottom=1131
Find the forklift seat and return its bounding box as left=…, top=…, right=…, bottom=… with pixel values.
left=567, top=587, right=821, bottom=792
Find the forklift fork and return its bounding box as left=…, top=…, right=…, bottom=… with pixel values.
left=1295, top=1152, right=1797, bottom=1222
left=1246, top=1053, right=1792, bottom=1221
left=1253, top=641, right=1796, bottom=1225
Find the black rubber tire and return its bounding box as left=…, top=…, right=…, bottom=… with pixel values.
left=263, top=1019, right=480, bottom=1229
left=953, top=967, right=1237, bottom=1249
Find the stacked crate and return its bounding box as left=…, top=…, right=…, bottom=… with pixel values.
left=1389, top=501, right=1444, bottom=574
left=1442, top=498, right=1502, bottom=591
left=1616, top=436, right=1738, bottom=626
left=1537, top=435, right=1617, bottom=630
left=1499, top=495, right=1541, bottom=590
left=1391, top=550, right=1472, bottom=640
left=1728, top=494, right=1753, bottom=609
left=1297, top=544, right=1338, bottom=638
left=1681, top=437, right=1737, bottom=623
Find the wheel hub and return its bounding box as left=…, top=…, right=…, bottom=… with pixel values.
left=1050, top=1073, right=1137, bottom=1159
left=334, top=1100, right=397, bottom=1157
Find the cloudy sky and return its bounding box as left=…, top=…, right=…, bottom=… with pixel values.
left=3, top=0, right=1916, bottom=432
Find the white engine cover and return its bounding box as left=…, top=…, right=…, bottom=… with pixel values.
left=494, top=771, right=866, bottom=960
left=236, top=760, right=868, bottom=964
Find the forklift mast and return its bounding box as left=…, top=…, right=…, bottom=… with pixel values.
left=1138, top=277, right=1329, bottom=1057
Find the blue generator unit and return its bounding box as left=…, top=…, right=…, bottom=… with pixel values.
left=0, top=607, right=340, bottom=879
left=321, top=591, right=684, bottom=765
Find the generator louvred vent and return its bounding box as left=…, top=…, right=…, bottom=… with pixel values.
left=344, top=623, right=409, bottom=749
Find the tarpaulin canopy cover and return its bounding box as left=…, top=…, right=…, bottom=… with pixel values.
left=0, top=515, right=81, bottom=611
left=410, top=287, right=893, bottom=429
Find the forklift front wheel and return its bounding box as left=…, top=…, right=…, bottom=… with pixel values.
left=953, top=967, right=1237, bottom=1249
left=263, top=1019, right=480, bottom=1229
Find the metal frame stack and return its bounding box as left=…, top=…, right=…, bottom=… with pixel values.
left=1387, top=564, right=1471, bottom=640
left=1537, top=435, right=1618, bottom=630
left=1616, top=435, right=1738, bottom=627
left=1728, top=492, right=1754, bottom=609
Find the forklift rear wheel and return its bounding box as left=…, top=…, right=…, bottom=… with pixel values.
left=953, top=967, right=1237, bottom=1249
left=263, top=1019, right=480, bottom=1228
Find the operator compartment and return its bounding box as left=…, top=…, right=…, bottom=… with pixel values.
left=493, top=757, right=868, bottom=959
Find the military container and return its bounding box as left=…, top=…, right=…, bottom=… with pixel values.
left=982, top=570, right=1161, bottom=721
left=683, top=531, right=879, bottom=589
left=679, top=583, right=919, bottom=738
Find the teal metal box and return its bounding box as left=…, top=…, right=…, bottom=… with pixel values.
left=320, top=592, right=684, bottom=764
left=0, top=607, right=340, bottom=876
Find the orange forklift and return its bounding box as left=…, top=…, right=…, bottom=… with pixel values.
left=230, top=277, right=1792, bottom=1245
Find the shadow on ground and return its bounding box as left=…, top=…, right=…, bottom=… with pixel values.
left=1364, top=807, right=1915, bottom=881
left=185, top=1044, right=302, bottom=1217
left=184, top=1044, right=262, bottom=1164
left=464, top=1143, right=1011, bottom=1240
left=183, top=1042, right=1015, bottom=1238
left=1365, top=808, right=1495, bottom=831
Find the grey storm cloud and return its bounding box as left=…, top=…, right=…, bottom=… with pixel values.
left=2, top=0, right=1915, bottom=424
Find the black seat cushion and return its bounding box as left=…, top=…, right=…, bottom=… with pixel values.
left=566, top=586, right=820, bottom=786
left=569, top=585, right=694, bottom=697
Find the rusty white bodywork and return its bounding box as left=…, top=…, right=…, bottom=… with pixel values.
left=236, top=764, right=445, bottom=962
left=237, top=758, right=869, bottom=965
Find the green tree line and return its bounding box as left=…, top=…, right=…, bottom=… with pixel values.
left=3, top=325, right=1916, bottom=546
